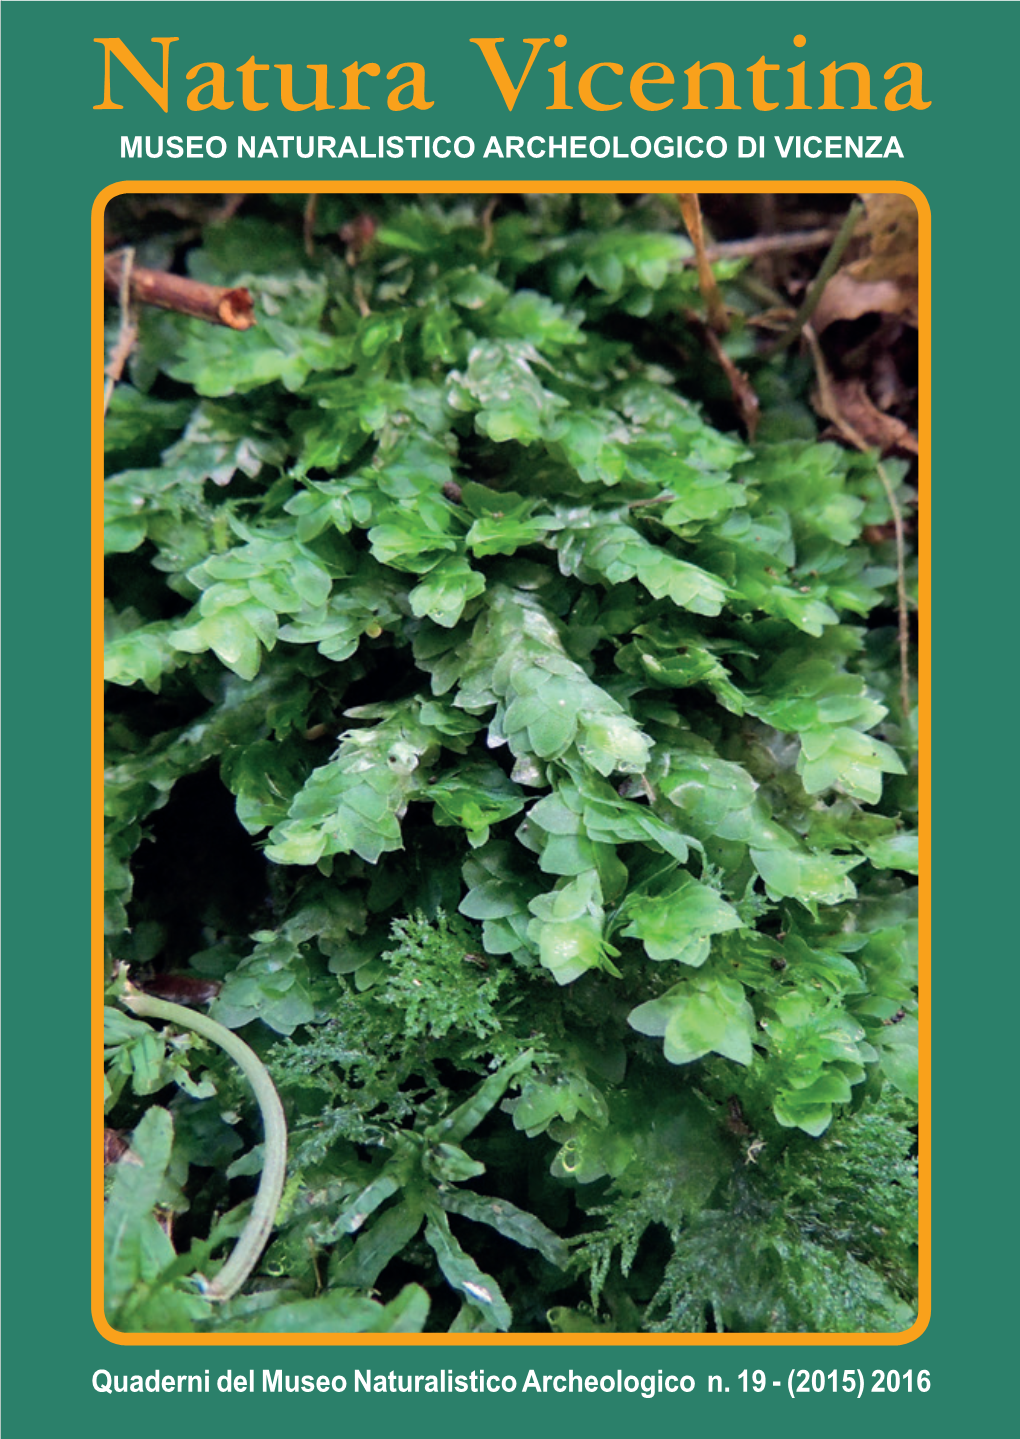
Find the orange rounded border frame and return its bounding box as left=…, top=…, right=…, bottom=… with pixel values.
left=92, top=178, right=930, bottom=1349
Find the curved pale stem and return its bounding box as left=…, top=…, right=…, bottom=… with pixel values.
left=122, top=993, right=288, bottom=1301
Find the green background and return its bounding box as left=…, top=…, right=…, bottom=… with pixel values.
left=2, top=1, right=1013, bottom=1433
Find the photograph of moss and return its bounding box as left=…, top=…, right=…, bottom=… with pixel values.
left=101, top=189, right=921, bottom=1336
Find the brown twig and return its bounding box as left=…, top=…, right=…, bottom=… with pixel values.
left=692, top=227, right=838, bottom=265
left=480, top=198, right=498, bottom=255
left=103, top=247, right=138, bottom=418
left=765, top=201, right=865, bottom=356
left=303, top=194, right=319, bottom=259
left=122, top=193, right=246, bottom=226
left=677, top=193, right=728, bottom=333
left=339, top=213, right=377, bottom=267
left=683, top=310, right=760, bottom=441
left=627, top=494, right=672, bottom=509
left=804, top=323, right=912, bottom=723
left=214, top=194, right=247, bottom=225
left=104, top=252, right=256, bottom=330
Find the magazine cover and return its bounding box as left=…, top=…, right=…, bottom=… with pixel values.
left=1, top=0, right=1011, bottom=1433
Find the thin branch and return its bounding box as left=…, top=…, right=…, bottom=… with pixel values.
left=700, top=325, right=760, bottom=440
left=480, top=197, right=498, bottom=255
left=874, top=463, right=912, bottom=727
left=303, top=193, right=318, bottom=259
left=683, top=309, right=760, bottom=441
left=804, top=324, right=912, bottom=723
left=689, top=227, right=838, bottom=266
left=103, top=247, right=138, bottom=418
left=677, top=193, right=729, bottom=333
left=104, top=252, right=256, bottom=330
left=123, top=990, right=287, bottom=1302
left=213, top=194, right=247, bottom=225
left=766, top=201, right=865, bottom=355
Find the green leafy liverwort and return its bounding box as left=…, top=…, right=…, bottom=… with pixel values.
left=104, top=194, right=918, bottom=1333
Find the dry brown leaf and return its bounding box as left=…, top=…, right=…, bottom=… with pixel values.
left=136, top=973, right=222, bottom=1006
left=814, top=376, right=918, bottom=456
left=813, top=272, right=911, bottom=332
left=104, top=1128, right=139, bottom=1166
left=850, top=193, right=918, bottom=288
left=871, top=350, right=913, bottom=412
left=814, top=193, right=918, bottom=332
